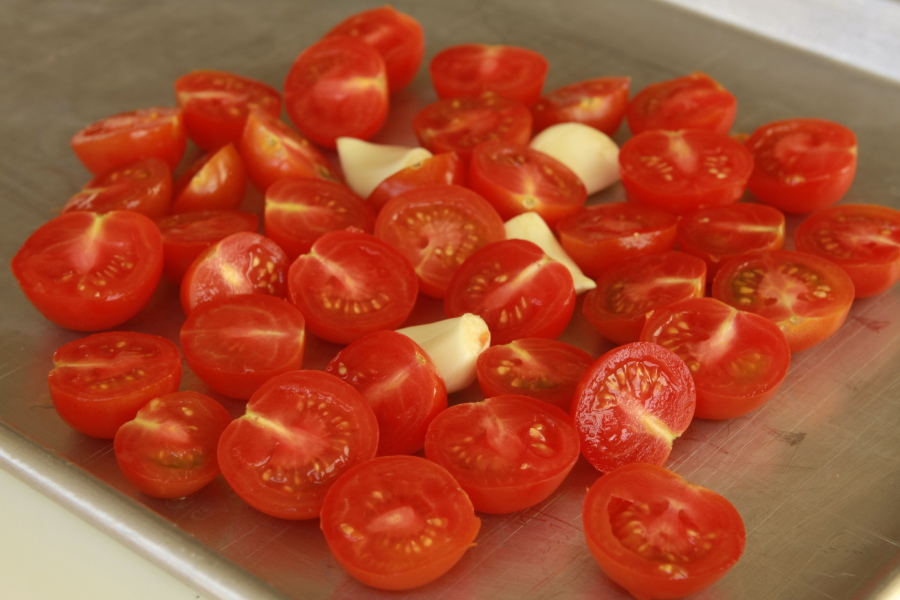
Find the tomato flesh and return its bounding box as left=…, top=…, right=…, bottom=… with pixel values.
left=170, top=143, right=247, bottom=214
left=63, top=157, right=173, bottom=219
left=626, top=71, right=737, bottom=136
left=532, top=76, right=631, bottom=136
left=366, top=152, right=467, bottom=212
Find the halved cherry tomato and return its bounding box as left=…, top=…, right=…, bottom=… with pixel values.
left=641, top=297, right=791, bottom=419
left=531, top=76, right=631, bottom=136
left=429, top=43, right=549, bottom=106
left=283, top=36, right=389, bottom=149
left=619, top=128, right=754, bottom=215
left=413, top=92, right=532, bottom=163
left=711, top=249, right=855, bottom=352
left=174, top=69, right=281, bottom=151
left=181, top=294, right=306, bottom=400
left=582, top=462, right=745, bottom=599
left=70, top=106, right=187, bottom=175
left=366, top=152, right=467, bottom=212
left=170, top=143, right=247, bottom=213
left=795, top=203, right=900, bottom=298
left=424, top=394, right=580, bottom=514
left=468, top=139, right=587, bottom=227
left=556, top=202, right=678, bottom=279
left=676, top=202, right=785, bottom=278
left=373, top=183, right=506, bottom=298
left=48, top=332, right=182, bottom=439
left=583, top=251, right=707, bottom=345
left=114, top=391, right=232, bottom=498
left=475, top=337, right=593, bottom=413
left=264, top=178, right=375, bottom=261
left=626, top=71, right=737, bottom=136
left=572, top=342, right=696, bottom=474
left=156, top=209, right=259, bottom=282
left=63, top=158, right=172, bottom=219
left=218, top=370, right=379, bottom=520
left=180, top=231, right=289, bottom=315
left=322, top=6, right=425, bottom=92
left=324, top=330, right=447, bottom=456
left=287, top=229, right=419, bottom=344
left=12, top=210, right=164, bottom=331
left=320, top=455, right=480, bottom=590
left=445, top=239, right=576, bottom=345
left=744, top=118, right=857, bottom=214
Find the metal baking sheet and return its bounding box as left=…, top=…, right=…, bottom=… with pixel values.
left=2, top=1, right=899, bottom=599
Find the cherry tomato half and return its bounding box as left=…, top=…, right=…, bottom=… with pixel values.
left=366, top=152, right=467, bottom=212
left=531, top=76, right=631, bottom=136
left=170, top=143, right=247, bottom=214
left=626, top=71, right=737, bottom=136
left=63, top=157, right=173, bottom=219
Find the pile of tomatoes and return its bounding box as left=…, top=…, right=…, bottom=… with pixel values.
left=9, top=5, right=900, bottom=599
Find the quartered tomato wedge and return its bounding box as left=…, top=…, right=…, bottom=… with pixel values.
left=641, top=297, right=791, bottom=419
left=531, top=76, right=631, bottom=136
left=170, top=143, right=247, bottom=213
left=582, top=463, right=745, bottom=600
left=367, top=152, right=467, bottom=212
left=63, top=157, right=172, bottom=219
left=572, top=342, right=696, bottom=474
left=711, top=249, right=855, bottom=352
left=626, top=71, right=737, bottom=136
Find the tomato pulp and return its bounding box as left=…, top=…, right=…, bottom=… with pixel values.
left=63, top=157, right=173, bottom=219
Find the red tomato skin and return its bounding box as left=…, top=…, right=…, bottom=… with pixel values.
left=795, top=203, right=900, bottom=298
left=284, top=36, right=389, bottom=149
left=367, top=152, right=467, bottom=212
left=11, top=210, right=164, bottom=331
left=323, top=6, right=425, bottom=92
left=63, top=158, right=173, bottom=219
left=320, top=455, right=480, bottom=591
left=175, top=69, right=282, bottom=151
left=324, top=330, right=447, bottom=456
left=113, top=391, right=232, bottom=498
left=582, top=463, right=746, bottom=600
left=48, top=332, right=182, bottom=439
left=626, top=71, right=737, bottom=136
left=745, top=118, right=858, bottom=214
left=170, top=143, right=247, bottom=214
left=531, top=76, right=631, bottom=136
left=181, top=294, right=306, bottom=400
left=572, top=342, right=696, bottom=474
left=424, top=394, right=581, bottom=514
left=70, top=107, right=187, bottom=175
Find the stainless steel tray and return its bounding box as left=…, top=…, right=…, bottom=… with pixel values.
left=2, top=1, right=899, bottom=599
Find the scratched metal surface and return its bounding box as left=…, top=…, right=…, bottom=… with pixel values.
left=1, top=1, right=899, bottom=599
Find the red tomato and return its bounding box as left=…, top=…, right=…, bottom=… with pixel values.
left=413, top=92, right=533, bottom=163
left=366, top=152, right=467, bottom=212
left=572, top=342, right=696, bottom=474
left=676, top=202, right=785, bottom=278
left=63, top=158, right=173, bottom=219
left=180, top=231, right=289, bottom=315
left=170, top=143, right=247, bottom=213
left=70, top=106, right=187, bottom=175
left=582, top=463, right=745, bottom=599
left=641, top=297, right=791, bottom=420
left=556, top=202, right=678, bottom=279
left=323, top=6, right=425, bottom=92
left=12, top=210, right=164, bottom=331
left=424, top=394, right=581, bottom=514
left=218, top=370, right=379, bottom=520
left=429, top=43, right=549, bottom=106
left=711, top=249, right=855, bottom=352
left=475, top=337, right=593, bottom=412
left=239, top=108, right=341, bottom=193
left=619, top=128, right=754, bottom=215
left=264, top=178, right=376, bottom=261
left=626, top=71, right=737, bottom=135
left=795, top=203, right=900, bottom=298
left=174, top=69, right=281, bottom=151
left=745, top=118, right=858, bottom=214
left=373, top=183, right=506, bottom=298
left=324, top=330, right=447, bottom=456
left=156, top=209, right=259, bottom=282
left=583, top=251, right=707, bottom=345
left=283, top=36, right=389, bottom=149
left=468, top=140, right=588, bottom=227
left=531, top=76, right=631, bottom=136
left=48, top=332, right=182, bottom=439
left=445, top=239, right=576, bottom=345
left=114, top=391, right=232, bottom=498
left=320, top=455, right=480, bottom=590
left=181, top=294, right=306, bottom=400
left=287, top=229, right=419, bottom=344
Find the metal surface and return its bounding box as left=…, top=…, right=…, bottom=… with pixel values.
left=2, top=1, right=899, bottom=599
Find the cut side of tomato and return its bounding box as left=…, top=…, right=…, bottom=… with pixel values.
left=63, top=157, right=173, bottom=219
left=170, top=143, right=247, bottom=214
left=367, top=152, right=467, bottom=212
left=531, top=76, right=631, bottom=136
left=626, top=71, right=737, bottom=136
